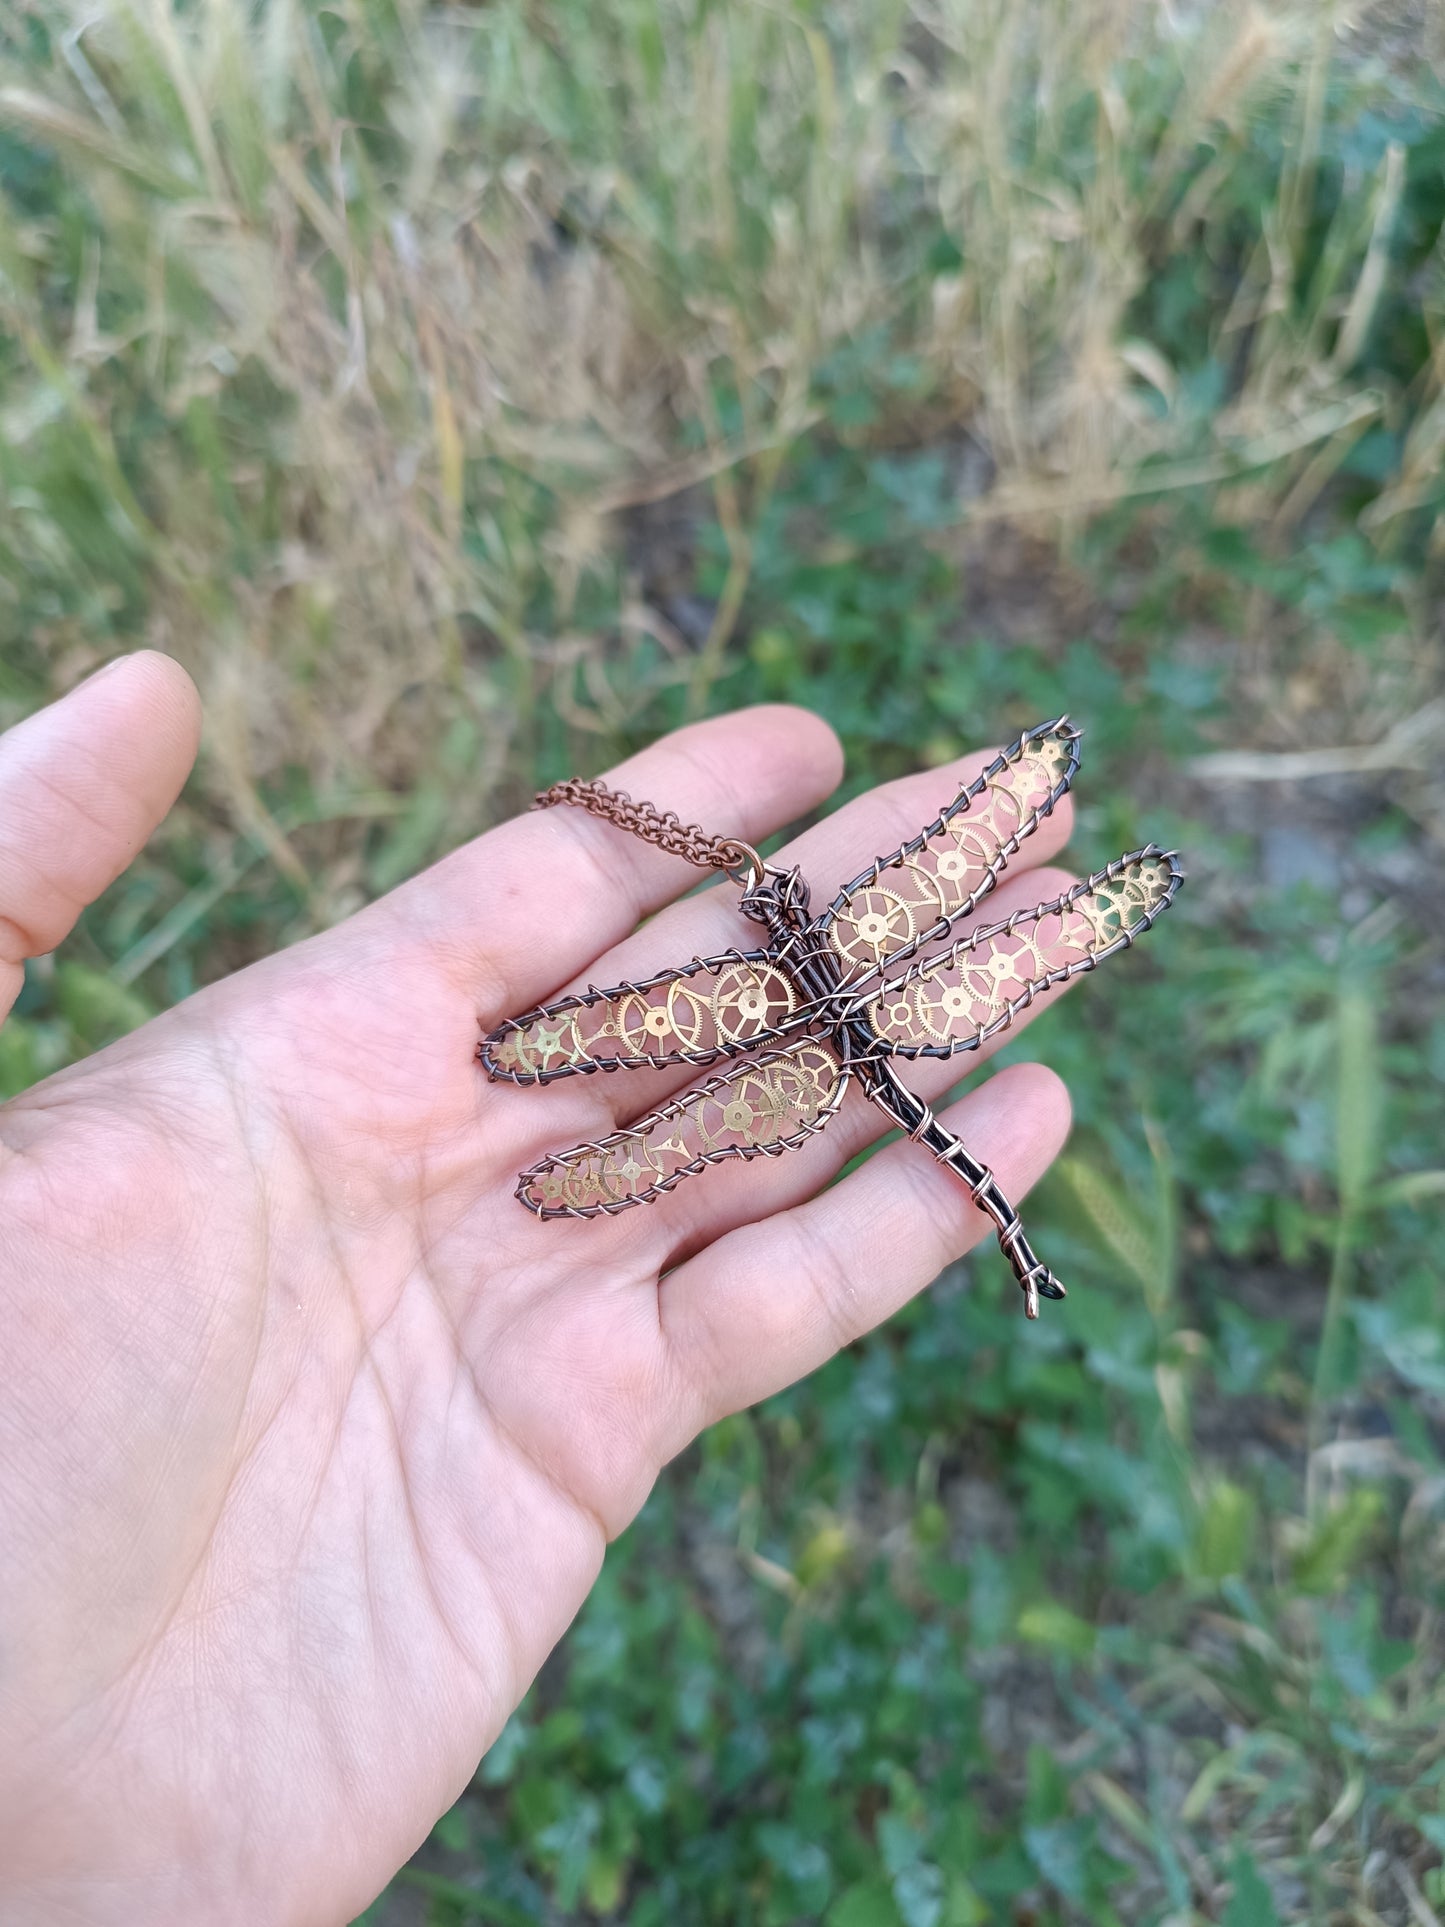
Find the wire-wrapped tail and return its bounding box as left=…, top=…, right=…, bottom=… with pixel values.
left=854, top=1056, right=1065, bottom=1319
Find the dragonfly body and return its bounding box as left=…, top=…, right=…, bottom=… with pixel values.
left=479, top=721, right=1182, bottom=1316
left=730, top=861, right=1068, bottom=1316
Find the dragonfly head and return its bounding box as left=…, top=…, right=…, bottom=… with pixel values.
left=738, top=862, right=812, bottom=934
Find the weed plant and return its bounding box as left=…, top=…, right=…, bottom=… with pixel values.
left=3, top=0, right=1445, bottom=1920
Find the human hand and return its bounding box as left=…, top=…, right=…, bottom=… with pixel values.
left=0, top=658, right=1075, bottom=1924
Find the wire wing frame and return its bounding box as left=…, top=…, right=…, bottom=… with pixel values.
left=817, top=719, right=1082, bottom=990
left=516, top=1040, right=849, bottom=1217
left=480, top=949, right=814, bottom=1083
left=857, top=847, right=1183, bottom=1060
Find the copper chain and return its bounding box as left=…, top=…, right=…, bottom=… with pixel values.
left=532, top=778, right=764, bottom=885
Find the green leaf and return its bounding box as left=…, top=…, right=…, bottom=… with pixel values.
left=55, top=962, right=154, bottom=1045
left=827, top=1883, right=899, bottom=1927
left=941, top=1876, right=987, bottom=1927
left=583, top=1850, right=626, bottom=1914
left=1025, top=1744, right=1070, bottom=1824
left=877, top=1813, right=923, bottom=1877
left=432, top=1801, right=470, bottom=1852
left=1022, top=1821, right=1088, bottom=1905
left=1335, top=982, right=1382, bottom=1215
left=756, top=1824, right=832, bottom=1915
left=1055, top=1153, right=1169, bottom=1311
left=1327, top=599, right=1409, bottom=650
left=0, top=1017, right=57, bottom=1097
left=796, top=1517, right=852, bottom=1588
left=1016, top=1600, right=1097, bottom=1661
left=1354, top=1302, right=1445, bottom=1395
left=1291, top=1489, right=1387, bottom=1594
left=1376, top=1170, right=1445, bottom=1207
left=892, top=1861, right=944, bottom=1927
left=1194, top=1479, right=1258, bottom=1581
left=1222, top=1849, right=1281, bottom=1927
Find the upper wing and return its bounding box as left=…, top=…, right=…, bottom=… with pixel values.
left=479, top=950, right=810, bottom=1083
left=817, top=720, right=1081, bottom=987
left=859, top=847, right=1182, bottom=1058
left=516, top=1041, right=848, bottom=1216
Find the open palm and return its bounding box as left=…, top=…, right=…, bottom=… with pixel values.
left=0, top=657, right=1074, bottom=1925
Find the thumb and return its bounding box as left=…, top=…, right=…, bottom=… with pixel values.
left=0, top=651, right=201, bottom=1023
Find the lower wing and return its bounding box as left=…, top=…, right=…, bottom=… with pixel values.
left=860, top=848, right=1182, bottom=1058
left=516, top=1040, right=848, bottom=1217
left=480, top=950, right=810, bottom=1083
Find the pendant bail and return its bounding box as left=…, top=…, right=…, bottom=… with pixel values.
left=718, top=839, right=766, bottom=891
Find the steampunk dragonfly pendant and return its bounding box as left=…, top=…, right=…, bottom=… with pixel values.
left=479, top=721, right=1182, bottom=1318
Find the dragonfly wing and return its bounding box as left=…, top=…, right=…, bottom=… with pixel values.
left=819, top=720, right=1082, bottom=986
left=861, top=848, right=1182, bottom=1058
left=517, top=1041, right=848, bottom=1216
left=481, top=950, right=808, bottom=1083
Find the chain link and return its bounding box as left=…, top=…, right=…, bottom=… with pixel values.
left=532, top=778, right=764, bottom=885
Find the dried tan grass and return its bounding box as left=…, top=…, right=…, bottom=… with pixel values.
left=0, top=0, right=1428, bottom=860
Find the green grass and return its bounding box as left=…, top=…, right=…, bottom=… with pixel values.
left=4, top=0, right=1445, bottom=1921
